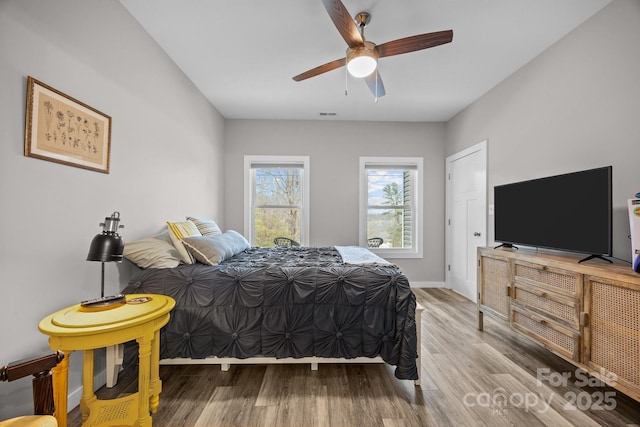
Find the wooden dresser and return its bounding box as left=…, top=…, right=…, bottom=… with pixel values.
left=477, top=247, right=640, bottom=402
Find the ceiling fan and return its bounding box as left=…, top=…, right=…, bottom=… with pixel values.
left=292, top=0, right=453, bottom=99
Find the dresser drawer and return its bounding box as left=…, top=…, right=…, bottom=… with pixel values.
left=512, top=284, right=579, bottom=329
left=511, top=304, right=579, bottom=361
left=514, top=261, right=581, bottom=298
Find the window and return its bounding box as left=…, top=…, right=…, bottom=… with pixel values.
left=359, top=157, right=423, bottom=258
left=244, top=156, right=310, bottom=247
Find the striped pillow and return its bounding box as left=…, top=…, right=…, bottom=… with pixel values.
left=166, top=220, right=201, bottom=264
left=187, top=216, right=222, bottom=236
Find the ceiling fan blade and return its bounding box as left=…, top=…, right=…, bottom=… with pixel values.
left=376, top=30, right=453, bottom=58
left=321, top=0, right=363, bottom=48
left=364, top=70, right=385, bottom=98
left=292, top=58, right=347, bottom=82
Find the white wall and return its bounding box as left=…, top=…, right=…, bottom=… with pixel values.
left=224, top=119, right=447, bottom=284
left=446, top=0, right=640, bottom=262
left=0, top=0, right=224, bottom=419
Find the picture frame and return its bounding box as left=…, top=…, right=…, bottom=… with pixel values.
left=24, top=76, right=112, bottom=174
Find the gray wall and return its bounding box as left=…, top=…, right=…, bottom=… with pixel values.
left=446, top=0, right=640, bottom=262
left=0, top=0, right=225, bottom=419
left=224, top=119, right=446, bottom=284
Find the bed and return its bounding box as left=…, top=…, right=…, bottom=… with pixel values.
left=114, top=241, right=421, bottom=385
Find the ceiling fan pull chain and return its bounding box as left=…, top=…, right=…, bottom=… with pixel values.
left=345, top=61, right=348, bottom=96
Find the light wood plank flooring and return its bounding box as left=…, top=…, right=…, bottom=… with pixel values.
left=68, top=288, right=640, bottom=426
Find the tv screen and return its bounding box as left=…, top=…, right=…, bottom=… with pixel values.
left=494, top=166, right=612, bottom=257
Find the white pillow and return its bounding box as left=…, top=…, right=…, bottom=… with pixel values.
left=123, top=230, right=182, bottom=269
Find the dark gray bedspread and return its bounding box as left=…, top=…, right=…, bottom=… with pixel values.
left=121, top=246, right=418, bottom=380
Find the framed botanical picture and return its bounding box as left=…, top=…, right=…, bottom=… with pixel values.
left=24, top=76, right=112, bottom=173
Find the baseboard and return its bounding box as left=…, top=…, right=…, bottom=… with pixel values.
left=410, top=281, right=446, bottom=288
left=449, top=287, right=477, bottom=303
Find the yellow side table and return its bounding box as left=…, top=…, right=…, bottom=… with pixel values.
left=38, top=294, right=175, bottom=427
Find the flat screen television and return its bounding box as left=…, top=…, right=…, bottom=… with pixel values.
left=494, top=166, right=612, bottom=261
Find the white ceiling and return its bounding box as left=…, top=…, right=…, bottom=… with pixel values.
left=120, top=0, right=610, bottom=122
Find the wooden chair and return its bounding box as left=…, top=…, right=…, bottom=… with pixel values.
left=367, top=237, right=384, bottom=248
left=273, top=237, right=300, bottom=247
left=0, top=352, right=64, bottom=427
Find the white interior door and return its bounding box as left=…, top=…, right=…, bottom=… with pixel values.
left=446, top=141, right=487, bottom=302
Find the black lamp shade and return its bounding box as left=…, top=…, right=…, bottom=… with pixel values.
left=87, top=212, right=125, bottom=262
left=87, top=233, right=125, bottom=262
left=87, top=212, right=125, bottom=297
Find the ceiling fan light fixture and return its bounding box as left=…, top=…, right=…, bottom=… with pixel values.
left=292, top=2, right=453, bottom=98
left=346, top=41, right=378, bottom=78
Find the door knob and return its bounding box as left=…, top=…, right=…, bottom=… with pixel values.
left=473, top=232, right=481, bottom=237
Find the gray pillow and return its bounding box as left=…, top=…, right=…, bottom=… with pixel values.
left=182, top=230, right=250, bottom=265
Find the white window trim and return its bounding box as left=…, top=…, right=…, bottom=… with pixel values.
left=244, top=155, right=310, bottom=246
left=359, top=157, right=423, bottom=259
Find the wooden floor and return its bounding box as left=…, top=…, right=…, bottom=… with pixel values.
left=68, top=288, right=640, bottom=426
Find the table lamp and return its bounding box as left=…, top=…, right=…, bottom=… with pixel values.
left=87, top=211, right=125, bottom=297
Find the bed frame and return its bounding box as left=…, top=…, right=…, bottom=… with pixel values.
left=107, top=303, right=423, bottom=387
